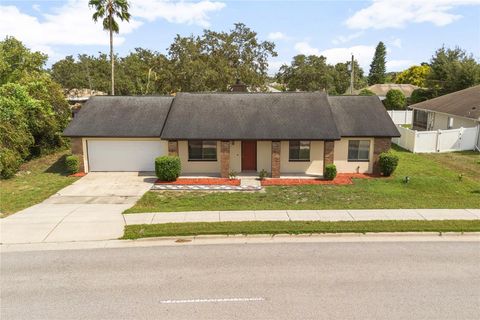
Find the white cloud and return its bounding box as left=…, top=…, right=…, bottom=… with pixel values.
left=268, top=60, right=288, bottom=74
left=0, top=0, right=225, bottom=59
left=391, top=38, right=402, bottom=48
left=346, top=0, right=480, bottom=30
left=386, top=59, right=414, bottom=71
left=332, top=31, right=363, bottom=45
left=267, top=32, right=288, bottom=41
left=294, top=41, right=320, bottom=55
left=320, top=45, right=375, bottom=71
left=131, top=0, right=225, bottom=27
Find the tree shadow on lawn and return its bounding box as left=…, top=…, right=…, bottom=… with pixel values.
left=44, top=154, right=70, bottom=176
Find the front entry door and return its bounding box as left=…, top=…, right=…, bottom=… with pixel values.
left=241, top=141, right=257, bottom=171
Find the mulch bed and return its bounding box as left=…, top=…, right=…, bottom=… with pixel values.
left=69, top=172, right=87, bottom=177
left=260, top=173, right=375, bottom=186
left=155, top=178, right=241, bottom=186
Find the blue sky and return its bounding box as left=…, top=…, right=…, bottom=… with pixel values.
left=1, top=0, right=479, bottom=75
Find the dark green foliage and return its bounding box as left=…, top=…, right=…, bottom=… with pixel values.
left=379, top=152, right=399, bottom=176
left=410, top=88, right=435, bottom=104
left=65, top=155, right=80, bottom=174
left=427, top=46, right=480, bottom=95
left=368, top=42, right=387, bottom=85
left=358, top=88, right=376, bottom=96
left=324, top=164, right=337, bottom=180
left=155, top=156, right=181, bottom=181
left=276, top=55, right=365, bottom=93
left=0, top=148, right=22, bottom=179
left=384, top=89, right=406, bottom=110
left=259, top=169, right=269, bottom=180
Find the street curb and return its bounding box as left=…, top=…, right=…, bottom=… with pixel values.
left=1, top=232, right=479, bottom=253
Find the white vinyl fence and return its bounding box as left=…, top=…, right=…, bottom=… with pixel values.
left=387, top=110, right=413, bottom=125
left=392, top=125, right=480, bottom=153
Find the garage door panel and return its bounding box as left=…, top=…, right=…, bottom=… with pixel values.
left=88, top=140, right=167, bottom=171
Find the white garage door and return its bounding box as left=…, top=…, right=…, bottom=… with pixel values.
left=87, top=139, right=167, bottom=171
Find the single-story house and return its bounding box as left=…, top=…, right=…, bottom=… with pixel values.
left=354, top=83, right=420, bottom=100
left=410, top=85, right=480, bottom=131
left=63, top=91, right=400, bottom=178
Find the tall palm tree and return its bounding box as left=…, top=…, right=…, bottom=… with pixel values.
left=89, top=0, right=130, bottom=95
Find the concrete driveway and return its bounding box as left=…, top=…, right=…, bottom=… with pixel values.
left=0, top=172, right=155, bottom=244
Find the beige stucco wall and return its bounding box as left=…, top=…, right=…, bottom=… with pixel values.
left=334, top=138, right=374, bottom=173
left=178, top=140, right=221, bottom=174
left=230, top=141, right=242, bottom=173
left=257, top=141, right=272, bottom=173
left=279, top=141, right=324, bottom=175
left=431, top=112, right=478, bottom=130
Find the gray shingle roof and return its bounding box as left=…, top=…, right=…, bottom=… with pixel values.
left=409, top=85, right=480, bottom=120
left=161, top=92, right=341, bottom=140
left=329, top=96, right=400, bottom=137
left=63, top=96, right=173, bottom=137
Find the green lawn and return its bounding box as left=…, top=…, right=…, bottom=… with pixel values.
left=0, top=150, right=79, bottom=217
left=122, top=220, right=480, bottom=239
left=125, top=146, right=480, bottom=214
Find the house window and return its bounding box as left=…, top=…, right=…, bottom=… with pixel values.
left=289, top=141, right=310, bottom=161
left=188, top=141, right=217, bottom=161
left=348, top=140, right=370, bottom=162
left=447, top=117, right=454, bottom=129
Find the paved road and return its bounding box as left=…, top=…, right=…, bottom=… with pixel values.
left=2, top=241, right=479, bottom=319
left=0, top=172, right=154, bottom=244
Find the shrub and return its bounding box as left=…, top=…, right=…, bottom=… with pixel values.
left=65, top=155, right=80, bottom=174
left=258, top=169, right=269, bottom=180
left=229, top=170, right=237, bottom=179
left=0, top=147, right=22, bottom=179
left=378, top=152, right=399, bottom=176
left=384, top=89, right=406, bottom=110
left=155, top=156, right=181, bottom=181
left=358, top=88, right=376, bottom=96
left=324, top=164, right=337, bottom=180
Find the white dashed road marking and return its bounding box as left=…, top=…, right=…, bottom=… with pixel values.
left=160, top=297, right=266, bottom=304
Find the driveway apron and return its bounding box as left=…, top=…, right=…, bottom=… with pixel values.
left=0, top=173, right=155, bottom=244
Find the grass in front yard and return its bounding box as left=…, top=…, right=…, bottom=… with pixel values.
left=122, top=220, right=480, bottom=239
left=0, top=150, right=79, bottom=217
left=125, top=146, right=480, bottom=214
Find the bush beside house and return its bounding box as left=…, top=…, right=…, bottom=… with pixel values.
left=324, top=164, right=337, bottom=180
left=378, top=152, right=399, bottom=176
left=155, top=156, right=181, bottom=181
left=65, top=155, right=80, bottom=174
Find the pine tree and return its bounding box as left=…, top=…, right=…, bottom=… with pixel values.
left=368, top=41, right=387, bottom=85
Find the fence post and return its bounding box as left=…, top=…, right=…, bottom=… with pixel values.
left=435, top=130, right=441, bottom=152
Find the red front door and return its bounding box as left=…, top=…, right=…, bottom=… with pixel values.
left=241, top=141, right=257, bottom=171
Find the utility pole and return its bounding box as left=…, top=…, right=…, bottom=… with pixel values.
left=350, top=54, right=354, bottom=94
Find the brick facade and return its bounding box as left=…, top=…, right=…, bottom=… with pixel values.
left=271, top=141, right=281, bottom=178
left=373, top=138, right=392, bottom=175
left=168, top=140, right=178, bottom=156
left=70, top=137, right=85, bottom=172
left=220, top=141, right=230, bottom=178
left=323, top=140, right=335, bottom=172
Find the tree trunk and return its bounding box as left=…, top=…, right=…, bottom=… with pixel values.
left=109, top=15, right=114, bottom=95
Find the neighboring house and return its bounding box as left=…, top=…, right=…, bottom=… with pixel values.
left=63, top=92, right=399, bottom=178
left=66, top=88, right=107, bottom=117
left=354, top=84, right=420, bottom=100
left=410, top=85, right=480, bottom=131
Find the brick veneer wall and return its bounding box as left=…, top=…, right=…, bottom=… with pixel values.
left=168, top=140, right=178, bottom=156
left=71, top=138, right=85, bottom=172
left=323, top=140, right=335, bottom=172
left=373, top=138, right=392, bottom=175
left=271, top=141, right=281, bottom=178
left=220, top=141, right=230, bottom=178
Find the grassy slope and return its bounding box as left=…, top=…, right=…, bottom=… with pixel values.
left=125, top=147, right=480, bottom=214
left=0, top=150, right=79, bottom=217
left=123, top=220, right=480, bottom=239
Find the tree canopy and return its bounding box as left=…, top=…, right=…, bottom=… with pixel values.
left=368, top=41, right=387, bottom=85
left=395, top=65, right=430, bottom=87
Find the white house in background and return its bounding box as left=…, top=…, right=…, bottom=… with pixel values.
left=354, top=84, right=420, bottom=100
left=409, top=85, right=480, bottom=131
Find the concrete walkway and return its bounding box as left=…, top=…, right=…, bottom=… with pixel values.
left=1, top=173, right=155, bottom=244
left=124, top=209, right=480, bottom=225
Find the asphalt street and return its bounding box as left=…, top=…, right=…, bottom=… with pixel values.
left=2, top=241, right=479, bottom=319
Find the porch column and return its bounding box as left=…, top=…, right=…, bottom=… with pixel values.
left=220, top=141, right=230, bottom=178
left=71, top=138, right=85, bottom=172
left=168, top=140, right=178, bottom=156
left=373, top=138, right=392, bottom=175
left=323, top=140, right=335, bottom=172
left=271, top=141, right=281, bottom=178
